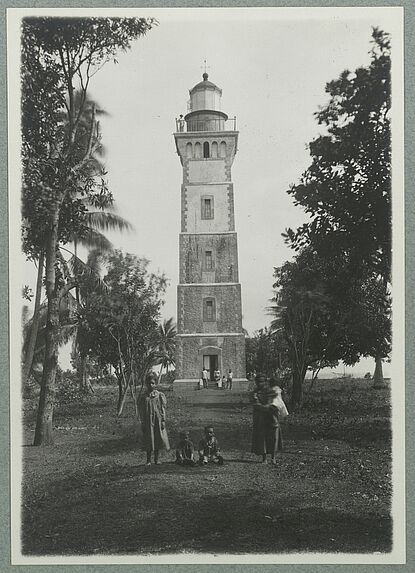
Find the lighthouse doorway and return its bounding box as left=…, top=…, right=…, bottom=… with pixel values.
left=203, top=354, right=218, bottom=382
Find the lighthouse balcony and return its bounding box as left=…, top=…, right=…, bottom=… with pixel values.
left=176, top=115, right=237, bottom=133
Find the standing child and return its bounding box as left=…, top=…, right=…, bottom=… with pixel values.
left=138, top=372, right=170, bottom=465
left=198, top=426, right=224, bottom=465
left=226, top=369, right=233, bottom=390
left=175, top=431, right=196, bottom=466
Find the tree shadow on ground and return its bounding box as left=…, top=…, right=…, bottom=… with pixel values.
left=283, top=418, right=391, bottom=447
left=21, top=472, right=392, bottom=555
left=186, top=401, right=246, bottom=411
left=87, top=436, right=139, bottom=455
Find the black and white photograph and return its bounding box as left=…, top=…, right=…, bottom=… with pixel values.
left=7, top=6, right=405, bottom=565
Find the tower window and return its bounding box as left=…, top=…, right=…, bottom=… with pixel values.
left=186, top=142, right=193, bottom=158
left=211, top=141, right=218, bottom=158
left=205, top=250, right=213, bottom=271
left=203, top=298, right=216, bottom=322
left=201, top=196, right=214, bottom=220
left=203, top=142, right=210, bottom=158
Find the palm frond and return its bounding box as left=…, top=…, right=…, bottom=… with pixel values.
left=76, top=228, right=113, bottom=252
left=67, top=254, right=109, bottom=295
left=32, top=323, right=78, bottom=362
left=86, top=211, right=134, bottom=233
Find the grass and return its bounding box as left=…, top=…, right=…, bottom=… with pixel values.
left=21, top=377, right=392, bottom=555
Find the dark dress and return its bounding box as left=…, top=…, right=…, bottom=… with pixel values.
left=251, top=389, right=283, bottom=455
left=138, top=390, right=170, bottom=452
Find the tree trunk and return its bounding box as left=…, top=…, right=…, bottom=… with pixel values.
left=116, top=375, right=124, bottom=413
left=291, top=367, right=306, bottom=411
left=34, top=209, right=60, bottom=446
left=373, top=356, right=385, bottom=388
left=22, top=250, right=45, bottom=387
left=33, top=292, right=59, bottom=445
left=117, top=386, right=128, bottom=417
left=79, top=354, right=92, bottom=393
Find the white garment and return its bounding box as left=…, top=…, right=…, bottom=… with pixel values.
left=270, top=387, right=289, bottom=419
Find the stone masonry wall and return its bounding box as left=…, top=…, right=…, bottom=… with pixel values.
left=177, top=284, right=242, bottom=333
left=179, top=233, right=239, bottom=283
left=175, top=333, right=246, bottom=380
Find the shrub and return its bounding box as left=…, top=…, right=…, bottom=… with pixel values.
left=160, top=370, right=176, bottom=385
left=56, top=372, right=90, bottom=406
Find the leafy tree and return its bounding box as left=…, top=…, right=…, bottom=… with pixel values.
left=283, top=28, right=391, bottom=385
left=22, top=194, right=133, bottom=390
left=245, top=328, right=283, bottom=379
left=271, top=247, right=389, bottom=408
left=272, top=251, right=332, bottom=408
left=21, top=16, right=155, bottom=444
left=79, top=250, right=167, bottom=416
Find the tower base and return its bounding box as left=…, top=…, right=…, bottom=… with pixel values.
left=173, top=378, right=250, bottom=393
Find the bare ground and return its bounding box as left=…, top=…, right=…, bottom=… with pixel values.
left=21, top=379, right=392, bottom=555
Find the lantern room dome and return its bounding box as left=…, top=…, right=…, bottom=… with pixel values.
left=189, top=73, right=222, bottom=96
left=188, top=73, right=223, bottom=114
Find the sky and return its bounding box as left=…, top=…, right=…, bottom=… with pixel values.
left=18, top=7, right=402, bottom=374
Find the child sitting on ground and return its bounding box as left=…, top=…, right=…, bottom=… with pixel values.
left=175, top=431, right=196, bottom=466
left=198, top=426, right=224, bottom=465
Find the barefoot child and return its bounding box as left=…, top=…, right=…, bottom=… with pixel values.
left=175, top=431, right=196, bottom=466
left=198, top=426, right=224, bottom=465
left=138, top=372, right=170, bottom=465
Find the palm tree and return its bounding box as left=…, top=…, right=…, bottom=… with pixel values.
left=22, top=92, right=132, bottom=388
left=156, top=318, right=177, bottom=383
left=22, top=208, right=133, bottom=389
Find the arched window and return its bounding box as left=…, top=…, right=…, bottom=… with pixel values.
left=186, top=142, right=193, bottom=158
left=220, top=141, right=227, bottom=158
left=203, top=298, right=216, bottom=322
left=194, top=142, right=201, bottom=159
left=211, top=142, right=218, bottom=158
left=203, top=141, right=210, bottom=158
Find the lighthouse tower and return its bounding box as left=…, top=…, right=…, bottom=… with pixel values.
left=174, top=73, right=247, bottom=390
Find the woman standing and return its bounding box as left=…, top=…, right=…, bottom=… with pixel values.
left=138, top=372, right=170, bottom=465
left=251, top=374, right=284, bottom=464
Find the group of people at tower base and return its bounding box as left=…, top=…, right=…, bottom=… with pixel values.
left=200, top=367, right=233, bottom=389
left=137, top=372, right=289, bottom=466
